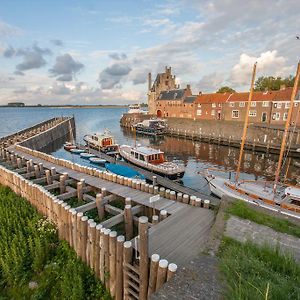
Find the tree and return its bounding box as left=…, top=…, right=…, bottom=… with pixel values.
left=216, top=86, right=236, bottom=93
left=254, top=75, right=295, bottom=91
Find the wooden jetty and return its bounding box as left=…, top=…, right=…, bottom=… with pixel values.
left=78, top=144, right=218, bottom=205
left=0, top=117, right=217, bottom=299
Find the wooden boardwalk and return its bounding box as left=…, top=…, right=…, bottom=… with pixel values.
left=78, top=144, right=218, bottom=205
left=12, top=146, right=186, bottom=214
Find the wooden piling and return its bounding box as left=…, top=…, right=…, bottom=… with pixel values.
left=148, top=254, right=160, bottom=298
left=167, top=263, right=177, bottom=281
left=139, top=216, right=149, bottom=300
left=95, top=224, right=103, bottom=278
left=125, top=197, right=132, bottom=206
left=103, top=228, right=111, bottom=290
left=45, top=170, right=52, bottom=185
left=115, top=235, right=125, bottom=300
left=123, top=241, right=133, bottom=300
left=109, top=231, right=117, bottom=297
left=96, top=193, right=105, bottom=220
left=77, top=181, right=83, bottom=200
left=59, top=175, right=66, bottom=194
left=160, top=210, right=167, bottom=221
left=152, top=215, right=159, bottom=225
left=124, top=204, right=133, bottom=240
left=80, top=216, right=88, bottom=262
left=156, top=259, right=168, bottom=291
left=204, top=199, right=210, bottom=209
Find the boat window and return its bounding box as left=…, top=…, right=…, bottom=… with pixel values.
left=291, top=199, right=300, bottom=206
left=140, top=154, right=145, bottom=161
left=135, top=152, right=139, bottom=159
left=131, top=151, right=134, bottom=156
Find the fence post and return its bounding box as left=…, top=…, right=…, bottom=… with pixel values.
left=116, top=235, right=125, bottom=300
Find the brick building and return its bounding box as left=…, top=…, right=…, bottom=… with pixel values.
left=148, top=67, right=300, bottom=126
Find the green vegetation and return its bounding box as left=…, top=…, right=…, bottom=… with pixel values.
left=226, top=200, right=300, bottom=238
left=216, top=86, right=236, bottom=93
left=227, top=200, right=300, bottom=238
left=254, top=75, right=296, bottom=91
left=0, top=185, right=111, bottom=300
left=219, top=237, right=300, bottom=300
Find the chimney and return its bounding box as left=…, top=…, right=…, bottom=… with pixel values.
left=165, top=66, right=168, bottom=72
left=280, top=84, right=286, bottom=90
left=148, top=72, right=152, bottom=91
left=199, top=91, right=202, bottom=95
left=186, top=84, right=191, bottom=91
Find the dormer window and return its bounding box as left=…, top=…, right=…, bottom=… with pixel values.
left=174, top=93, right=177, bottom=99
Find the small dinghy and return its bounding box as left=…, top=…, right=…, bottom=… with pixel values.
left=89, top=157, right=106, bottom=165
left=105, top=163, right=145, bottom=179
left=70, top=148, right=85, bottom=154
left=80, top=153, right=96, bottom=159
left=64, top=142, right=77, bottom=151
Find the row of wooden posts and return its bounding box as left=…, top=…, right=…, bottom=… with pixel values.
left=0, top=148, right=178, bottom=299
left=14, top=144, right=211, bottom=208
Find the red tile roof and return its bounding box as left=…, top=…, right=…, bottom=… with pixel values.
left=195, top=88, right=296, bottom=104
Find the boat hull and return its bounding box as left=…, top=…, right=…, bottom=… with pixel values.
left=122, top=156, right=185, bottom=180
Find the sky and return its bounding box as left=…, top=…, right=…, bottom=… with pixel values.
left=1, top=0, right=300, bottom=105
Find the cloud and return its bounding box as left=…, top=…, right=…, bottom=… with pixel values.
left=49, top=53, right=84, bottom=81
left=230, top=50, right=291, bottom=85
left=16, top=45, right=52, bottom=71
left=50, top=39, right=63, bottom=46
left=49, top=83, right=71, bottom=95
left=14, top=70, right=25, bottom=76
left=197, top=72, right=225, bottom=92
left=3, top=44, right=52, bottom=73
left=109, top=53, right=127, bottom=60
left=98, top=63, right=132, bottom=89
left=3, top=46, right=15, bottom=58
left=0, top=20, right=21, bottom=37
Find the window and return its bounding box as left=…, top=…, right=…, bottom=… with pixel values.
left=239, top=102, right=245, bottom=107
left=212, top=103, right=216, bottom=108
left=229, top=102, right=235, bottom=107
left=197, top=109, right=202, bottom=116
left=249, top=110, right=257, bottom=117
left=218, top=103, right=222, bottom=107
left=272, top=112, right=280, bottom=120
left=262, top=101, right=269, bottom=107
left=277, top=102, right=282, bottom=109
left=285, top=102, right=290, bottom=109
left=261, top=112, right=267, bottom=122
left=232, top=110, right=239, bottom=118
left=250, top=102, right=256, bottom=107
left=283, top=112, right=288, bottom=121
left=198, top=104, right=201, bottom=108
left=211, top=109, right=215, bottom=116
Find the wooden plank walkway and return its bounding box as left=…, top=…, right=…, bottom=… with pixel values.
left=78, top=144, right=218, bottom=204
left=146, top=205, right=214, bottom=266
left=12, top=146, right=187, bottom=214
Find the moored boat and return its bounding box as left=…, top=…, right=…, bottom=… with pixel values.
left=203, top=62, right=300, bottom=219
left=134, top=119, right=166, bottom=136
left=119, top=145, right=185, bottom=180
left=70, top=148, right=85, bottom=154
left=83, top=130, right=118, bottom=154
left=80, top=152, right=96, bottom=159
left=89, top=157, right=106, bottom=165
left=64, top=142, right=77, bottom=151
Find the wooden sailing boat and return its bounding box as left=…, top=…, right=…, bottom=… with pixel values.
left=204, top=62, right=300, bottom=219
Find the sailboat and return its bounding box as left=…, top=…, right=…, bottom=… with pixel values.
left=204, top=62, right=300, bottom=219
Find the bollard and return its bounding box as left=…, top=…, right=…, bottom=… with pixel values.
left=125, top=197, right=131, bottom=206
left=195, top=197, right=201, bottom=207
left=160, top=210, right=167, bottom=221
left=124, top=205, right=133, bottom=240
left=77, top=181, right=83, bottom=200
left=167, top=263, right=177, bottom=281
left=139, top=216, right=149, bottom=300
left=177, top=193, right=183, bottom=202
left=96, top=193, right=105, bottom=220
left=159, top=187, right=165, bottom=197
left=204, top=199, right=210, bottom=209
left=170, top=191, right=176, bottom=200
left=190, top=195, right=196, bottom=206
left=60, top=175, right=66, bottom=194
left=156, top=259, right=168, bottom=291
left=152, top=175, right=157, bottom=186
left=148, top=254, right=160, bottom=298
left=182, top=194, right=189, bottom=204
left=152, top=215, right=159, bottom=225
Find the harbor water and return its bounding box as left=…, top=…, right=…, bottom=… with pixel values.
left=1, top=107, right=300, bottom=196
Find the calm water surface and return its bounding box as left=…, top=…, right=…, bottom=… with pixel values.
left=1, top=107, right=299, bottom=195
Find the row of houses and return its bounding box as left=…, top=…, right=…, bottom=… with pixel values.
left=148, top=67, right=300, bottom=126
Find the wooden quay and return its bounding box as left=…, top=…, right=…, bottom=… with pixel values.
left=11, top=145, right=214, bottom=266
left=0, top=118, right=215, bottom=299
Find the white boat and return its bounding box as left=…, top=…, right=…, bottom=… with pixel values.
left=119, top=145, right=185, bottom=180
left=127, top=104, right=146, bottom=114
left=83, top=129, right=118, bottom=154
left=204, top=62, right=300, bottom=219
left=80, top=153, right=96, bottom=159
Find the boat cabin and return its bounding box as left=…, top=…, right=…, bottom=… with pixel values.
left=130, top=146, right=165, bottom=164
left=90, top=134, right=114, bottom=147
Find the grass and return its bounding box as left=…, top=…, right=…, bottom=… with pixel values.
left=226, top=200, right=300, bottom=238
left=0, top=185, right=111, bottom=300
left=219, top=237, right=300, bottom=300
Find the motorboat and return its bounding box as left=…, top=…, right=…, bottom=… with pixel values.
left=119, top=145, right=185, bottom=180
left=134, top=119, right=166, bottom=136
left=83, top=129, right=119, bottom=154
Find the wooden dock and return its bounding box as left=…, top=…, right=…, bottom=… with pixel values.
left=77, top=144, right=218, bottom=205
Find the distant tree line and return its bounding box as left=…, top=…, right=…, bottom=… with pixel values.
left=216, top=75, right=297, bottom=93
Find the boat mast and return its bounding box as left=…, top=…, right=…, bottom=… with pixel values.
left=273, top=62, right=300, bottom=192
left=235, top=62, right=257, bottom=182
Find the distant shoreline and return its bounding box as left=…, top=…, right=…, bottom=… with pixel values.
left=0, top=105, right=132, bottom=109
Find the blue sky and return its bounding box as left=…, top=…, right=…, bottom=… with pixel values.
left=1, top=0, right=300, bottom=105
